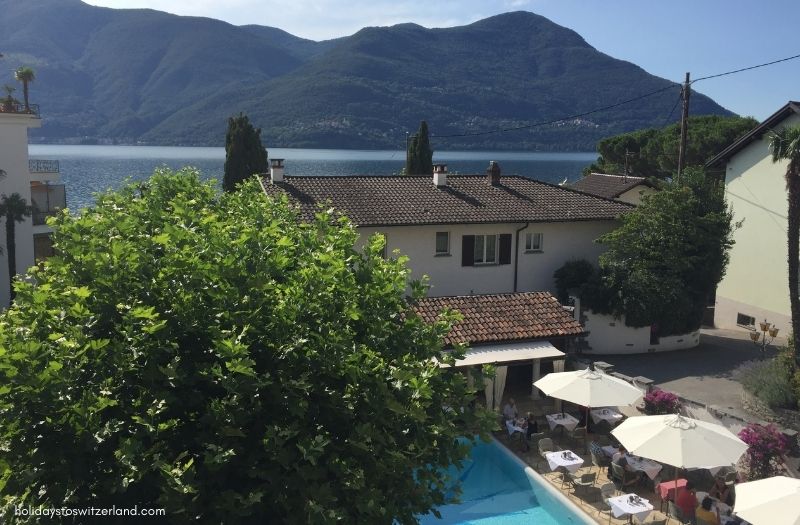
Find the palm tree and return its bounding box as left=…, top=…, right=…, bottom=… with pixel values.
left=0, top=193, right=31, bottom=302
left=13, top=67, right=35, bottom=112
left=769, top=125, right=800, bottom=362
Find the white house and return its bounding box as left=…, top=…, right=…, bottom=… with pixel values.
left=261, top=160, right=701, bottom=355
left=706, top=101, right=800, bottom=333
left=569, top=172, right=657, bottom=205
left=0, top=102, right=63, bottom=307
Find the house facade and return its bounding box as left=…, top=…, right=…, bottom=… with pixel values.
left=0, top=103, right=63, bottom=307
left=707, top=101, right=800, bottom=333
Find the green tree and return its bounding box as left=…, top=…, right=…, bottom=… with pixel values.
left=0, top=193, right=31, bottom=303
left=0, top=168, right=490, bottom=524
left=768, top=125, right=800, bottom=362
left=593, top=167, right=735, bottom=335
left=223, top=113, right=268, bottom=192
left=13, top=66, right=35, bottom=112
left=585, top=116, right=758, bottom=179
left=406, top=120, right=434, bottom=175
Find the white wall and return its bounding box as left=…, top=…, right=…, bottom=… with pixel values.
left=358, top=220, right=616, bottom=297
left=715, top=113, right=800, bottom=332
left=582, top=310, right=700, bottom=354
left=0, top=113, right=39, bottom=307
left=617, top=185, right=656, bottom=206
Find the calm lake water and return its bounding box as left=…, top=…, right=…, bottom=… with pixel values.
left=28, top=145, right=597, bottom=212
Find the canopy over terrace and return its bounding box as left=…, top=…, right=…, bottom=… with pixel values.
left=412, top=291, right=586, bottom=410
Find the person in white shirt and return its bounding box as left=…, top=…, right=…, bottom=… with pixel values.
left=502, top=398, right=518, bottom=421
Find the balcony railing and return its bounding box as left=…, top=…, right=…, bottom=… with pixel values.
left=0, top=102, right=40, bottom=116
left=29, top=159, right=60, bottom=174
left=30, top=183, right=66, bottom=226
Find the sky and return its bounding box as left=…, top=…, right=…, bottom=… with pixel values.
left=82, top=0, right=800, bottom=121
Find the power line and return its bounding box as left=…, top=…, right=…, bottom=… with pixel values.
left=662, top=89, right=683, bottom=127
left=691, top=53, right=800, bottom=83
left=432, top=83, right=678, bottom=139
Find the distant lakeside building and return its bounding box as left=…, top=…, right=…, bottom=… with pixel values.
left=0, top=102, right=63, bottom=307
left=707, top=101, right=800, bottom=333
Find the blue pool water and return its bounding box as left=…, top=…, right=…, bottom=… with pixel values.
left=419, top=440, right=587, bottom=525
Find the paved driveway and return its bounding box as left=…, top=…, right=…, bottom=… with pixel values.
left=595, top=328, right=784, bottom=418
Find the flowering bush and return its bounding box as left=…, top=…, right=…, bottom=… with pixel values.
left=738, top=423, right=790, bottom=480
left=643, top=389, right=681, bottom=415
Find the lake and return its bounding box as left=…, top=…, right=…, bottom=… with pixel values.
left=28, top=145, right=597, bottom=211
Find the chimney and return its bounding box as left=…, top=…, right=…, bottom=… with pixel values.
left=270, top=158, right=284, bottom=183
left=433, top=163, right=448, bottom=187
left=487, top=161, right=501, bottom=186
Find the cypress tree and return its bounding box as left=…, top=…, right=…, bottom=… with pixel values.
left=405, top=120, right=434, bottom=175
left=223, top=113, right=268, bottom=192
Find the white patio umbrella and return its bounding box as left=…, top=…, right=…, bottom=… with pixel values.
left=734, top=476, right=800, bottom=525
left=533, top=366, right=643, bottom=410
left=611, top=414, right=747, bottom=470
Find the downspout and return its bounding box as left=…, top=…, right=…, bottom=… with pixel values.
left=513, top=222, right=529, bottom=292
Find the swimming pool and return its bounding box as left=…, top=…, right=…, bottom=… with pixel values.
left=419, top=438, right=594, bottom=524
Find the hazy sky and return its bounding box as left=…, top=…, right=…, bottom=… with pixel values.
left=83, top=0, right=799, bottom=120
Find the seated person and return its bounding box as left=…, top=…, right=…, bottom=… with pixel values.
left=502, top=398, right=518, bottom=421
left=709, top=476, right=734, bottom=506
left=675, top=481, right=697, bottom=521
left=695, top=496, right=720, bottom=525
left=524, top=412, right=538, bottom=440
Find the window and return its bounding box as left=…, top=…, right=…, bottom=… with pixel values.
left=525, top=232, right=543, bottom=252
left=33, top=233, right=55, bottom=263
left=474, top=234, right=497, bottom=264
left=435, top=231, right=450, bottom=255
left=461, top=234, right=512, bottom=266
left=737, top=312, right=756, bottom=328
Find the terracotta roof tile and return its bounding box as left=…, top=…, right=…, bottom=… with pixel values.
left=569, top=172, right=651, bottom=199
left=412, top=292, right=585, bottom=346
left=262, top=174, right=631, bottom=226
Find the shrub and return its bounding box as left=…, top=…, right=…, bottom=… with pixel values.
left=736, top=358, right=797, bottom=409
left=738, top=423, right=790, bottom=480
left=643, top=389, right=681, bottom=415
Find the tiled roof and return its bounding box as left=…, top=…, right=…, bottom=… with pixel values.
left=569, top=173, right=651, bottom=199
left=412, top=292, right=585, bottom=346
left=262, top=175, right=631, bottom=226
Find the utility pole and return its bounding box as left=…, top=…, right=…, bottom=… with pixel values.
left=677, top=72, right=691, bottom=181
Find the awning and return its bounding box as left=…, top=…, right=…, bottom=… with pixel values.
left=439, top=340, right=564, bottom=368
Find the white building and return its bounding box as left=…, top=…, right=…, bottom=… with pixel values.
left=0, top=103, right=63, bottom=307
left=707, top=101, right=800, bottom=333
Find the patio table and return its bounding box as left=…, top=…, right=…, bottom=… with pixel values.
left=590, top=407, right=624, bottom=426
left=505, top=418, right=525, bottom=437
left=624, top=454, right=663, bottom=480
left=657, top=478, right=687, bottom=501
left=545, top=450, right=584, bottom=473
left=607, top=493, right=653, bottom=523
left=546, top=412, right=580, bottom=432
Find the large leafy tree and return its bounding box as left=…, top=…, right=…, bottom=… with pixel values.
left=223, top=113, right=268, bottom=192
left=0, top=193, right=31, bottom=302
left=769, top=125, right=800, bottom=362
left=592, top=167, right=735, bottom=335
left=0, top=168, right=489, bottom=524
left=406, top=120, right=434, bottom=175
left=585, top=115, right=758, bottom=179
left=13, top=67, right=34, bottom=112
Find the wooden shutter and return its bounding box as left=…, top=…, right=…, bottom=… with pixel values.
left=461, top=235, right=475, bottom=266
left=499, top=234, right=512, bottom=265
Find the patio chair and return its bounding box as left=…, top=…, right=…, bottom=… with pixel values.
left=569, top=471, right=597, bottom=498
left=537, top=437, right=556, bottom=469
left=527, top=431, right=546, bottom=449
left=717, top=468, right=738, bottom=486
left=636, top=518, right=667, bottom=525
left=597, top=482, right=616, bottom=523
left=611, top=462, right=638, bottom=488
left=568, top=426, right=587, bottom=452
left=667, top=500, right=691, bottom=524
left=590, top=449, right=611, bottom=475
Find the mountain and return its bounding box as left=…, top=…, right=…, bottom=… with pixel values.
left=0, top=1, right=732, bottom=150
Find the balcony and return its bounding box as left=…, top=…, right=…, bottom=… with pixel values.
left=30, top=182, right=66, bottom=226
left=29, top=159, right=60, bottom=174
left=0, top=102, right=40, bottom=116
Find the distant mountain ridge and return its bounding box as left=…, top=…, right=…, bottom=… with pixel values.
left=0, top=1, right=732, bottom=149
